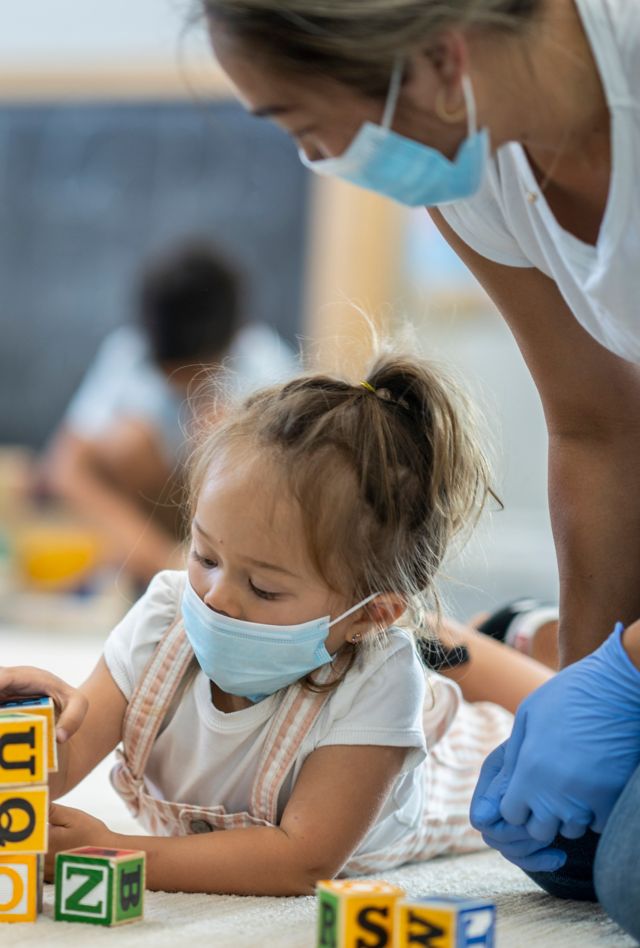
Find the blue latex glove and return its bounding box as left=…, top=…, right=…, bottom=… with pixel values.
left=471, top=743, right=567, bottom=872
left=476, top=623, right=640, bottom=844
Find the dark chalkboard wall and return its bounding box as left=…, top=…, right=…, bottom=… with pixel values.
left=0, top=98, right=309, bottom=448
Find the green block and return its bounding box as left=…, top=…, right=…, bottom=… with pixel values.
left=317, top=888, right=339, bottom=948
left=54, top=846, right=145, bottom=926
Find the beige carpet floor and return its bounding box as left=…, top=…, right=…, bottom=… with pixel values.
left=3, top=756, right=635, bottom=948
left=3, top=625, right=637, bottom=946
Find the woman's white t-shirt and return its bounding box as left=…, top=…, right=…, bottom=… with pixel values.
left=438, top=0, right=640, bottom=362
left=104, top=570, right=431, bottom=860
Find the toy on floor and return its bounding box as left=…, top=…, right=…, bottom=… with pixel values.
left=54, top=846, right=145, bottom=926
left=316, top=879, right=496, bottom=947
left=317, top=879, right=405, bottom=947
left=0, top=706, right=50, bottom=922
left=396, top=896, right=496, bottom=948
left=0, top=697, right=146, bottom=926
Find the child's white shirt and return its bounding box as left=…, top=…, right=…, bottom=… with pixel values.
left=104, top=570, right=434, bottom=859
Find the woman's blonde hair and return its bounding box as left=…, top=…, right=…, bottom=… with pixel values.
left=201, top=0, right=540, bottom=94
left=188, top=352, right=495, bottom=670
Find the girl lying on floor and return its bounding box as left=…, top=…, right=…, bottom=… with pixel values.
left=4, top=352, right=554, bottom=895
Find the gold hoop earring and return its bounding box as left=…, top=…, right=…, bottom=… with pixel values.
left=435, top=88, right=467, bottom=124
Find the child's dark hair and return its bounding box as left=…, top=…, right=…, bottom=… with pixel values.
left=189, top=351, right=494, bottom=660
left=138, top=239, right=241, bottom=366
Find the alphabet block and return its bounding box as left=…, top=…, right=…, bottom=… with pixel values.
left=0, top=854, right=39, bottom=923
left=316, top=879, right=405, bottom=948
left=55, top=846, right=145, bottom=926
left=396, top=896, right=496, bottom=948
left=0, top=786, right=48, bottom=853
left=1, top=696, right=58, bottom=772
left=0, top=713, right=47, bottom=786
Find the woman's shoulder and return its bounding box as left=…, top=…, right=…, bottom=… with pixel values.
left=103, top=570, right=186, bottom=700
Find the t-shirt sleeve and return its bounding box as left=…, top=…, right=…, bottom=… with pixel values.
left=103, top=570, right=185, bottom=700
left=437, top=163, right=534, bottom=268
left=314, top=631, right=428, bottom=773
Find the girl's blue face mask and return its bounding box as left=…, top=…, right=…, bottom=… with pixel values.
left=181, top=577, right=379, bottom=703
left=299, top=60, right=489, bottom=207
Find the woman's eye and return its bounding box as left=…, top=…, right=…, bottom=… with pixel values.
left=250, top=580, right=278, bottom=601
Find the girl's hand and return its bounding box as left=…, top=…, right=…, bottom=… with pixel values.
left=0, top=666, right=88, bottom=743
left=45, top=803, right=116, bottom=881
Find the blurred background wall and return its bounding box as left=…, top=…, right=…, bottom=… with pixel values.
left=0, top=0, right=558, bottom=628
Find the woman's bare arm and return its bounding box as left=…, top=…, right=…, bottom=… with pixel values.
left=430, top=209, right=640, bottom=665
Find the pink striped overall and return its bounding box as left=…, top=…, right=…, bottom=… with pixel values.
left=110, top=619, right=512, bottom=874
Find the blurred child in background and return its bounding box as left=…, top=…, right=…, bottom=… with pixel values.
left=43, top=240, right=295, bottom=586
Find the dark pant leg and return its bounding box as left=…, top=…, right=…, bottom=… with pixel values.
left=594, top=762, right=640, bottom=941
left=525, top=829, right=600, bottom=902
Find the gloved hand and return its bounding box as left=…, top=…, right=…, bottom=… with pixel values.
left=471, top=743, right=567, bottom=872
left=473, top=623, right=640, bottom=844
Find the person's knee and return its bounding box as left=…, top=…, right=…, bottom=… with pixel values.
left=594, top=817, right=640, bottom=939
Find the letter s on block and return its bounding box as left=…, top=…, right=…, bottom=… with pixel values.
left=356, top=905, right=389, bottom=947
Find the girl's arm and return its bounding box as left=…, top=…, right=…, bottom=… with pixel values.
left=434, top=616, right=552, bottom=713
left=48, top=743, right=408, bottom=895
left=49, top=657, right=127, bottom=799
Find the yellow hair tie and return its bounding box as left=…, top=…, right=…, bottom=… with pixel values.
left=360, top=380, right=377, bottom=395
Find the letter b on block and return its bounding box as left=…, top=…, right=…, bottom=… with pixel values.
left=55, top=847, right=146, bottom=926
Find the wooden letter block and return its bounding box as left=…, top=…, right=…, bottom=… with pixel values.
left=0, top=854, right=39, bottom=923
left=1, top=696, right=58, bottom=772
left=396, top=896, right=496, bottom=948
left=0, top=713, right=47, bottom=786
left=55, top=846, right=146, bottom=926
left=0, top=786, right=48, bottom=854
left=316, top=879, right=405, bottom=948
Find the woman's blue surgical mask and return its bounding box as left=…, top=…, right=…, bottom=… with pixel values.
left=181, top=577, right=379, bottom=703
left=299, top=59, right=489, bottom=207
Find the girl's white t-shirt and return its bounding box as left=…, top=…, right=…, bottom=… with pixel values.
left=438, top=0, right=640, bottom=362
left=104, top=570, right=432, bottom=859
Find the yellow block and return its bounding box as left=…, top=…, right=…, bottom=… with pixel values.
left=0, top=786, right=48, bottom=854
left=396, top=897, right=496, bottom=948
left=0, top=854, right=38, bottom=923
left=317, top=879, right=405, bottom=948
left=396, top=903, right=454, bottom=948
left=1, top=697, right=58, bottom=773
left=0, top=713, right=47, bottom=786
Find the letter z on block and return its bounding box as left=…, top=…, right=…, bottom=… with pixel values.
left=55, top=847, right=146, bottom=926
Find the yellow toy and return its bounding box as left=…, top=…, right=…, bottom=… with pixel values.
left=396, top=896, right=496, bottom=948
left=1, top=697, right=58, bottom=772
left=0, top=854, right=39, bottom=923
left=0, top=786, right=48, bottom=854
left=0, top=712, right=48, bottom=786
left=317, top=879, right=405, bottom=947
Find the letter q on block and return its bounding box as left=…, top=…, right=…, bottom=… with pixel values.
left=0, top=787, right=48, bottom=854
left=0, top=713, right=47, bottom=787
left=0, top=854, right=39, bottom=923
left=316, top=879, right=405, bottom=948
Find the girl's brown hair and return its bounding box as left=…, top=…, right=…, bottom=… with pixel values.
left=200, top=0, right=541, bottom=95
left=188, top=352, right=494, bottom=678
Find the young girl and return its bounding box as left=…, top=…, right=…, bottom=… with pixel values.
left=17, top=354, right=551, bottom=896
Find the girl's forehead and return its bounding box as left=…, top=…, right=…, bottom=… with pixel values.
left=195, top=454, right=307, bottom=555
